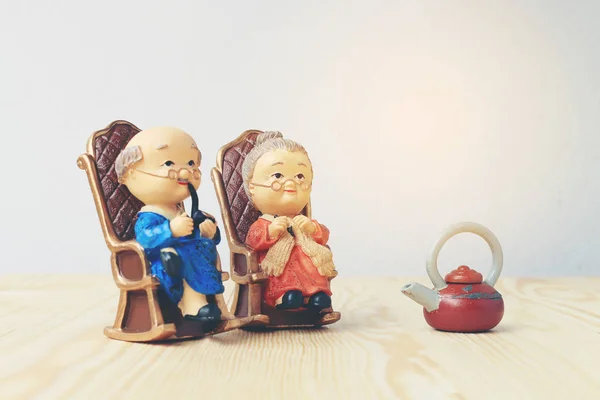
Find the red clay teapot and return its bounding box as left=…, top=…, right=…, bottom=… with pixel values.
left=401, top=222, right=504, bottom=333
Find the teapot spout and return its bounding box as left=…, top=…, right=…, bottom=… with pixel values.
left=401, top=282, right=440, bottom=312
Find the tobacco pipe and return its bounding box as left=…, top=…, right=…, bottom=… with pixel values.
left=160, top=183, right=222, bottom=278
left=187, top=183, right=220, bottom=243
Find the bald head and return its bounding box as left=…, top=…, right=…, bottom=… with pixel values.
left=115, top=126, right=201, bottom=182
left=126, top=126, right=197, bottom=150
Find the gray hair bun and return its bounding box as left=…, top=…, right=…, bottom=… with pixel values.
left=255, top=131, right=283, bottom=146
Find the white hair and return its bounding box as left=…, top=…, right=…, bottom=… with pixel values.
left=241, top=131, right=311, bottom=197
left=115, top=145, right=143, bottom=182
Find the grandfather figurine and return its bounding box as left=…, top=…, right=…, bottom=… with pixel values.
left=115, top=126, right=223, bottom=327
left=242, top=132, right=337, bottom=311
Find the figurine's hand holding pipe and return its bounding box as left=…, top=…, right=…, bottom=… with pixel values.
left=170, top=213, right=194, bottom=237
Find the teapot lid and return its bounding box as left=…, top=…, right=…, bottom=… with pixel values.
left=445, top=265, right=483, bottom=284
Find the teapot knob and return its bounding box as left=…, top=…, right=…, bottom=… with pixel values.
left=445, top=265, right=484, bottom=284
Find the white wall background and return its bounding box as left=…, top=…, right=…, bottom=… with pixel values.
left=1, top=1, right=598, bottom=278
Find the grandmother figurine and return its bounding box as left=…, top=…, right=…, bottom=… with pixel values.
left=115, top=126, right=223, bottom=328
left=242, top=132, right=337, bottom=311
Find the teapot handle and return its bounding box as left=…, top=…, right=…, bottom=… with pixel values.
left=426, top=221, right=503, bottom=289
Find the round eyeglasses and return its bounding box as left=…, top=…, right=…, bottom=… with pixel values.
left=250, top=178, right=311, bottom=192
left=131, top=167, right=201, bottom=181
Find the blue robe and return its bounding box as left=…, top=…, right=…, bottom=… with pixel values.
left=134, top=211, right=224, bottom=304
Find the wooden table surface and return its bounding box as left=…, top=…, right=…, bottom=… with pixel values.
left=0, top=274, right=599, bottom=399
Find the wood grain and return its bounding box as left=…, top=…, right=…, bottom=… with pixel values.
left=0, top=275, right=599, bottom=399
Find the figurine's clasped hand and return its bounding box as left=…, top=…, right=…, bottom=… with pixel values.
left=292, top=215, right=317, bottom=234
left=268, top=216, right=290, bottom=239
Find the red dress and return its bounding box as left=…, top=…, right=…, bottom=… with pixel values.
left=245, top=217, right=332, bottom=307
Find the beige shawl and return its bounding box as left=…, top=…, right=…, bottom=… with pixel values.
left=260, top=215, right=336, bottom=278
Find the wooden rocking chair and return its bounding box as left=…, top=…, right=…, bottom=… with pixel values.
left=77, top=120, right=267, bottom=342
left=210, top=129, right=341, bottom=329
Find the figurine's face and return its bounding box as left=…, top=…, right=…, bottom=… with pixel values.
left=249, top=149, right=313, bottom=216
left=122, top=127, right=201, bottom=205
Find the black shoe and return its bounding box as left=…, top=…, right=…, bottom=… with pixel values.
left=276, top=290, right=303, bottom=310
left=306, top=292, right=331, bottom=310
left=185, top=303, right=222, bottom=331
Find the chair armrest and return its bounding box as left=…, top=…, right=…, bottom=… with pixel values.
left=250, top=271, right=268, bottom=283
left=227, top=243, right=268, bottom=285
left=231, top=271, right=268, bottom=284
left=110, top=240, right=158, bottom=290
left=227, top=240, right=254, bottom=257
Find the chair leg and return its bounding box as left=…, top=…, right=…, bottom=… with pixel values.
left=203, top=289, right=270, bottom=335
left=215, top=293, right=235, bottom=320
left=103, top=289, right=177, bottom=342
